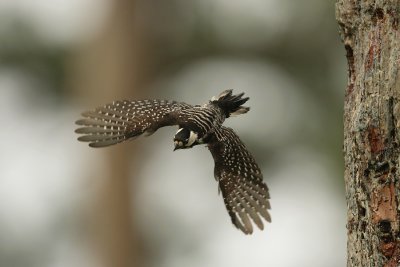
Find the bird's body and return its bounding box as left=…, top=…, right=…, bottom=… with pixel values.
left=75, top=90, right=271, bottom=234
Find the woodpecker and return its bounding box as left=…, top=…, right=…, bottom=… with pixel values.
left=75, top=90, right=271, bottom=234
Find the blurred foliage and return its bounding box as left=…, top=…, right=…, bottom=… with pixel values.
left=0, top=16, right=68, bottom=97
left=0, top=1, right=346, bottom=266
left=0, top=7, right=346, bottom=206
left=133, top=1, right=345, bottom=174
left=0, top=1, right=345, bottom=174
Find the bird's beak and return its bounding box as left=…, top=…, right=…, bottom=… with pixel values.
left=173, top=141, right=179, bottom=151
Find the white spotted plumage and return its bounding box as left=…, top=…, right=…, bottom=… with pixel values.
left=75, top=90, right=270, bottom=234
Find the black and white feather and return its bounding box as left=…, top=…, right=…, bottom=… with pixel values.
left=208, top=127, right=270, bottom=234
left=75, top=99, right=192, bottom=147
left=75, top=90, right=271, bottom=234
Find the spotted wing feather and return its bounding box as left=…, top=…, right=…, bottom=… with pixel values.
left=75, top=99, right=192, bottom=147
left=208, top=126, right=271, bottom=234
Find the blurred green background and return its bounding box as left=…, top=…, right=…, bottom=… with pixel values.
left=0, top=0, right=346, bottom=266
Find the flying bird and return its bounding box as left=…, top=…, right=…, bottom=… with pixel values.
left=75, top=90, right=271, bottom=234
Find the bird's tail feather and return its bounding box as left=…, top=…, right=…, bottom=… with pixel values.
left=211, top=89, right=250, bottom=117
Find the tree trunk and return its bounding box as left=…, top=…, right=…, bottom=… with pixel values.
left=70, top=0, right=151, bottom=266
left=336, top=1, right=400, bottom=266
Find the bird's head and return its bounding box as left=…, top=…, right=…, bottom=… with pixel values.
left=173, top=128, right=198, bottom=151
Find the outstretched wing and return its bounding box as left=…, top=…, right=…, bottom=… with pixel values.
left=208, top=126, right=271, bottom=234
left=75, top=99, right=192, bottom=147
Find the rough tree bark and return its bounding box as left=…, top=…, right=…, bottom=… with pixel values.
left=336, top=0, right=400, bottom=266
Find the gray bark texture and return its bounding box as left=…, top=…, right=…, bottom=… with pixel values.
left=336, top=0, right=400, bottom=266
